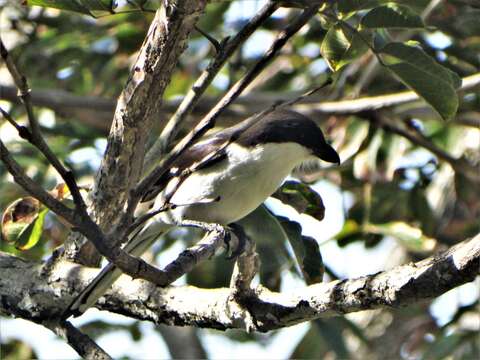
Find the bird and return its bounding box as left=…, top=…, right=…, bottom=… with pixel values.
left=65, top=109, right=340, bottom=317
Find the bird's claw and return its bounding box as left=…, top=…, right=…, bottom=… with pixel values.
left=225, top=223, right=251, bottom=260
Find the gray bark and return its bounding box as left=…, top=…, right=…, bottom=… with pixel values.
left=1, top=234, right=478, bottom=332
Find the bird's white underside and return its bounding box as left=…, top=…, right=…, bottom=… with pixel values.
left=153, top=142, right=312, bottom=225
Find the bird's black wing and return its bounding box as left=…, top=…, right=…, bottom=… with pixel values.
left=141, top=134, right=230, bottom=203
left=140, top=112, right=266, bottom=203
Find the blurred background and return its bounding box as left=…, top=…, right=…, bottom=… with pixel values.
left=1, top=0, right=479, bottom=358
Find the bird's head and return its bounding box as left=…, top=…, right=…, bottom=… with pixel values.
left=238, top=110, right=340, bottom=165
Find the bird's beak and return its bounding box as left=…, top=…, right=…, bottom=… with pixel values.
left=314, top=143, right=340, bottom=165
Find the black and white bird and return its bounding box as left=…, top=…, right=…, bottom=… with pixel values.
left=66, top=109, right=339, bottom=317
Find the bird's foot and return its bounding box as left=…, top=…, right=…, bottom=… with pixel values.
left=225, top=223, right=252, bottom=260
left=178, top=220, right=250, bottom=259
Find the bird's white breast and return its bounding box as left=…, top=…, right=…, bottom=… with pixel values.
left=154, top=142, right=311, bottom=225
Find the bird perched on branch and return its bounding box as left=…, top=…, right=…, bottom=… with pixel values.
left=65, top=109, right=339, bottom=317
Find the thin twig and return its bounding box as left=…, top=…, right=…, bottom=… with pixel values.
left=0, top=38, right=87, bottom=212
left=2, top=73, right=478, bottom=130
left=43, top=320, right=112, bottom=360
left=194, top=25, right=223, bottom=53
left=144, top=0, right=280, bottom=172
left=0, top=139, right=76, bottom=223
left=368, top=111, right=480, bottom=183
left=161, top=225, right=227, bottom=284
left=0, top=136, right=173, bottom=287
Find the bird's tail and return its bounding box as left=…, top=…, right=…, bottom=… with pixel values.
left=64, top=220, right=171, bottom=318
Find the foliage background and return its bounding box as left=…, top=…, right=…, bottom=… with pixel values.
left=0, top=0, right=479, bottom=358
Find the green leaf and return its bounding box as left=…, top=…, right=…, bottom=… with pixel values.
left=362, top=4, right=424, bottom=29
left=279, top=217, right=324, bottom=284
left=366, top=221, right=436, bottom=252
left=378, top=42, right=462, bottom=120
left=80, top=320, right=142, bottom=341
left=16, top=208, right=49, bottom=251
left=290, top=324, right=329, bottom=359
left=290, top=319, right=351, bottom=359
left=422, top=333, right=465, bottom=360
left=338, top=0, right=384, bottom=13
left=335, top=219, right=364, bottom=247
left=26, top=0, right=114, bottom=15
left=301, top=236, right=324, bottom=284
left=237, top=206, right=291, bottom=291
left=1, top=339, right=38, bottom=360
left=273, top=181, right=325, bottom=221
left=320, top=23, right=370, bottom=71
left=314, top=320, right=350, bottom=359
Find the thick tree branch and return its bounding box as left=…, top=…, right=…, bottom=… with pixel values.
left=86, top=0, right=207, bottom=245
left=62, top=0, right=207, bottom=264
left=1, top=234, right=477, bottom=333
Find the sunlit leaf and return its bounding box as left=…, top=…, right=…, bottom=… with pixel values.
left=366, top=221, right=436, bottom=252
left=15, top=208, right=49, bottom=250
left=382, top=133, right=409, bottom=181
left=320, top=23, right=369, bottom=71
left=353, top=129, right=383, bottom=180
left=335, top=219, right=364, bottom=247
left=332, top=117, right=370, bottom=162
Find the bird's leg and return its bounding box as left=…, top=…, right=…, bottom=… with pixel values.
left=177, top=220, right=252, bottom=259
left=226, top=223, right=253, bottom=260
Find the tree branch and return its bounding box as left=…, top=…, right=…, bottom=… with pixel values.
left=85, top=0, right=207, bottom=247
left=366, top=111, right=480, bottom=184
left=2, top=73, right=478, bottom=132
left=0, top=139, right=77, bottom=224
left=43, top=320, right=112, bottom=360
left=1, top=234, right=477, bottom=332
left=60, top=0, right=207, bottom=264
left=0, top=38, right=87, bottom=212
